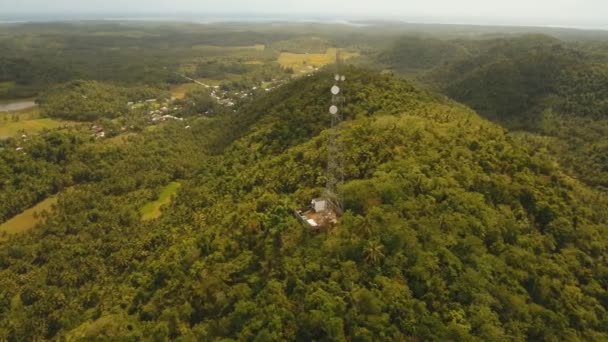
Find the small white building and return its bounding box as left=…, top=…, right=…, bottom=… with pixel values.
left=311, top=198, right=328, bottom=213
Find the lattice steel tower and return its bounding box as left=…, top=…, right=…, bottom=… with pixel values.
left=324, top=51, right=346, bottom=215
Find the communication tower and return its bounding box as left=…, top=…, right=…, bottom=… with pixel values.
left=324, top=51, right=346, bottom=215
left=295, top=51, right=346, bottom=230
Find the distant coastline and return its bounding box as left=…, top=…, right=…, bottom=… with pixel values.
left=0, top=13, right=606, bottom=31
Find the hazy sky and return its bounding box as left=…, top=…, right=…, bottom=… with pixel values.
left=1, top=0, right=606, bottom=28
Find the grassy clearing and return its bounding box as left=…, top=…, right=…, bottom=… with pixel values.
left=0, top=197, right=57, bottom=240
left=192, top=44, right=265, bottom=51
left=278, top=48, right=359, bottom=72
left=198, top=78, right=223, bottom=86
left=140, top=182, right=182, bottom=221
left=171, top=83, right=198, bottom=99
left=0, top=107, right=75, bottom=139
left=171, top=79, right=223, bottom=99
left=0, top=106, right=40, bottom=119
left=0, top=118, right=66, bottom=139
left=108, top=133, right=138, bottom=146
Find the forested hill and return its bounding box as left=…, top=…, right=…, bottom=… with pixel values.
left=378, top=36, right=472, bottom=72
left=424, top=35, right=608, bottom=124
left=1, top=69, right=608, bottom=340
left=404, top=35, right=608, bottom=188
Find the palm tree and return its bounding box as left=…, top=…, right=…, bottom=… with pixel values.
left=355, top=215, right=374, bottom=238
left=364, top=241, right=384, bottom=264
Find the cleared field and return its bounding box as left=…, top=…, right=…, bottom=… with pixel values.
left=172, top=83, right=198, bottom=99
left=0, top=107, right=75, bottom=139
left=0, top=197, right=57, bottom=240
left=0, top=118, right=66, bottom=139
left=108, top=133, right=138, bottom=146
left=171, top=78, right=222, bottom=99
left=0, top=106, right=39, bottom=117
left=192, top=44, right=265, bottom=51
left=278, top=48, right=359, bottom=72
left=140, top=182, right=182, bottom=221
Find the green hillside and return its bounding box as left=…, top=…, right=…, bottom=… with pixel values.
left=379, top=36, right=472, bottom=72
left=1, top=69, right=607, bottom=340
left=408, top=35, right=608, bottom=188
left=425, top=35, right=608, bottom=123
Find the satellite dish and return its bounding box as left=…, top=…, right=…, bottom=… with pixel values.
left=334, top=74, right=340, bottom=81
left=341, top=76, right=346, bottom=82
left=329, top=105, right=338, bottom=115
left=331, top=86, right=340, bottom=95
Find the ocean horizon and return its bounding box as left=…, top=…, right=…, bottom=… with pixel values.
left=0, top=13, right=606, bottom=31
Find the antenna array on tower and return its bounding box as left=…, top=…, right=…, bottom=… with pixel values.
left=324, top=51, right=346, bottom=215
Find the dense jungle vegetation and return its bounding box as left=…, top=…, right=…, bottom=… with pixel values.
left=380, top=33, right=608, bottom=188
left=1, top=22, right=608, bottom=340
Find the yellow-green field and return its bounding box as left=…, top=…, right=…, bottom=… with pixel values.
left=278, top=48, right=359, bottom=72
left=171, top=79, right=223, bottom=99
left=171, top=84, right=196, bottom=100
left=0, top=118, right=67, bottom=139
left=140, top=182, right=182, bottom=221
left=0, top=108, right=74, bottom=139
left=192, top=44, right=265, bottom=51
left=0, top=197, right=57, bottom=240
left=244, top=60, right=264, bottom=65
left=108, top=133, right=138, bottom=146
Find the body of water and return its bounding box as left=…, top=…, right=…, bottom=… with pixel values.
left=0, top=100, right=37, bottom=112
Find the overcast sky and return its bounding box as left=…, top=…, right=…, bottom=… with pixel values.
left=1, top=0, right=606, bottom=28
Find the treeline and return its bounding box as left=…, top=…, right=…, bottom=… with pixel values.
left=378, top=36, right=471, bottom=71
left=419, top=35, right=608, bottom=122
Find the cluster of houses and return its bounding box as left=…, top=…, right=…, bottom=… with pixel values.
left=148, top=105, right=184, bottom=123
left=209, top=87, right=236, bottom=107
left=90, top=125, right=106, bottom=139
left=208, top=79, right=286, bottom=108
left=128, top=98, right=186, bottom=124
left=90, top=125, right=132, bottom=140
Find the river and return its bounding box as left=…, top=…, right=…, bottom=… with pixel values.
left=0, top=100, right=37, bottom=112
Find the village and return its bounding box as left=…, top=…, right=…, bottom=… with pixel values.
left=86, top=78, right=286, bottom=141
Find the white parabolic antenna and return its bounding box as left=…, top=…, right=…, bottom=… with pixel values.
left=335, top=74, right=340, bottom=81
left=331, top=86, right=340, bottom=95
left=341, top=76, right=346, bottom=82
left=329, top=105, right=338, bottom=115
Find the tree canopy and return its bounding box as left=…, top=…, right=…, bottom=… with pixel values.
left=1, top=68, right=607, bottom=340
